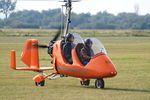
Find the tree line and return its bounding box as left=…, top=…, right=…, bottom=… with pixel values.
left=0, top=7, right=150, bottom=29
left=1, top=9, right=150, bottom=29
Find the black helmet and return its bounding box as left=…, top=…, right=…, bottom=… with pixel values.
left=85, top=38, right=93, bottom=45
left=66, top=33, right=74, bottom=41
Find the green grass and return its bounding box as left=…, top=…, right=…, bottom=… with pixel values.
left=0, top=32, right=150, bottom=100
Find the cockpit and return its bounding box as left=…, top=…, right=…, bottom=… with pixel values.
left=62, top=33, right=107, bottom=65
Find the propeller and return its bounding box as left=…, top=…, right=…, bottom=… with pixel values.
left=36, top=27, right=62, bottom=48
left=37, top=45, right=48, bottom=48
left=51, top=28, right=62, bottom=42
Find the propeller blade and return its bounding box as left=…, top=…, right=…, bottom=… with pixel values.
left=51, top=28, right=62, bottom=42
left=38, top=45, right=48, bottom=48
left=32, top=43, right=48, bottom=48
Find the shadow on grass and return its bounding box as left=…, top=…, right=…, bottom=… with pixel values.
left=85, top=86, right=150, bottom=93
left=103, top=88, right=150, bottom=93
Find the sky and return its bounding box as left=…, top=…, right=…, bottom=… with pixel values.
left=14, top=0, right=150, bottom=15
left=0, top=0, right=150, bottom=18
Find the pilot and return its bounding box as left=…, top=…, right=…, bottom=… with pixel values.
left=63, top=33, right=75, bottom=64
left=80, top=39, right=94, bottom=65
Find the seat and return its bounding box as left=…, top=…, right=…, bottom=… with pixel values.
left=75, top=43, right=84, bottom=64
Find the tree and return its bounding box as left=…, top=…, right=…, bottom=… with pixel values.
left=0, top=0, right=17, bottom=19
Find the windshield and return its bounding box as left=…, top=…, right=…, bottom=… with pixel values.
left=73, top=33, right=84, bottom=44
left=90, top=38, right=107, bottom=55
left=72, top=33, right=107, bottom=55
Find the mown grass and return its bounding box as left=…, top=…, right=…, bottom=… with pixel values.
left=0, top=30, right=150, bottom=100
left=1, top=29, right=150, bottom=37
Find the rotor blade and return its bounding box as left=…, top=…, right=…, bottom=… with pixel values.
left=18, top=0, right=58, bottom=1
left=18, top=0, right=81, bottom=2
left=59, top=0, right=81, bottom=2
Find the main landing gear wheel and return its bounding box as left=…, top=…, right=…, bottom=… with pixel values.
left=95, top=78, right=104, bottom=89
left=35, top=80, right=45, bottom=86
left=80, top=80, right=90, bottom=86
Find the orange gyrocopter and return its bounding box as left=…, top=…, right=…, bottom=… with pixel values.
left=10, top=0, right=117, bottom=89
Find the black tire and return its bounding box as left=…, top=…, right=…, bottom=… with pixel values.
left=95, top=78, right=104, bottom=89
left=80, top=81, right=84, bottom=85
left=84, top=80, right=90, bottom=86
left=35, top=80, right=45, bottom=86
left=80, top=80, right=90, bottom=86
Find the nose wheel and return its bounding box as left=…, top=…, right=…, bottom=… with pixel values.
left=95, top=78, right=104, bottom=89
left=35, top=80, right=45, bottom=86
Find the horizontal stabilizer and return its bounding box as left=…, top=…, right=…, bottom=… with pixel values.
left=10, top=39, right=53, bottom=71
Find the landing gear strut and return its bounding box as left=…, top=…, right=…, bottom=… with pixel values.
left=95, top=78, right=104, bottom=89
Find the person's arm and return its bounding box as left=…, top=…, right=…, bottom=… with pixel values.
left=91, top=49, right=94, bottom=57
left=80, top=49, right=91, bottom=60
left=63, top=43, right=72, bottom=59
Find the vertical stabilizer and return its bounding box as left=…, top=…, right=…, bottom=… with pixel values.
left=21, top=39, right=39, bottom=69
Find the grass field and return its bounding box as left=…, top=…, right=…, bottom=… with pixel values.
left=0, top=30, right=150, bottom=100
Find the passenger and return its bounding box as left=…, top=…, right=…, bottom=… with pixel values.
left=80, top=39, right=94, bottom=65
left=63, top=33, right=75, bottom=64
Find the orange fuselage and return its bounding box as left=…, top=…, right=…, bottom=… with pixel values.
left=52, top=41, right=117, bottom=79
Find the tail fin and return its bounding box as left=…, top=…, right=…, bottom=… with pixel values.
left=21, top=39, right=39, bottom=69
left=10, top=39, right=53, bottom=71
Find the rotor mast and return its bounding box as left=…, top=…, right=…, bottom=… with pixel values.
left=63, top=0, right=72, bottom=36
